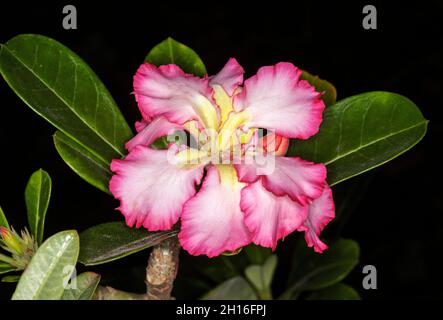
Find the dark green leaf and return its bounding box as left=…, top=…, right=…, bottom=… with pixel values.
left=202, top=276, right=258, bottom=300
left=244, top=244, right=272, bottom=265
left=1, top=275, right=20, bottom=283
left=145, top=37, right=207, bottom=77
left=25, top=169, right=51, bottom=244
left=0, top=34, right=132, bottom=164
left=182, top=254, right=246, bottom=285
left=151, top=136, right=170, bottom=149
left=0, top=263, right=16, bottom=275
left=288, top=92, right=428, bottom=186
left=53, top=131, right=112, bottom=194
left=62, top=272, right=101, bottom=300
left=244, top=255, right=277, bottom=299
left=301, top=70, right=337, bottom=106
left=79, top=222, right=178, bottom=266
left=306, top=283, right=361, bottom=300
left=0, top=206, right=8, bottom=228
left=12, top=230, right=79, bottom=300
left=281, top=238, right=359, bottom=299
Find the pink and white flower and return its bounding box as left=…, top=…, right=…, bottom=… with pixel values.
left=110, top=58, right=335, bottom=257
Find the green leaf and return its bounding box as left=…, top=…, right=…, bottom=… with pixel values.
left=12, top=230, right=80, bottom=300
left=0, top=262, right=16, bottom=275
left=25, top=169, right=52, bottom=244
left=244, top=255, right=277, bottom=299
left=62, top=272, right=101, bottom=300
left=0, top=254, right=15, bottom=266
left=244, top=244, right=272, bottom=265
left=79, top=222, right=178, bottom=266
left=0, top=206, right=8, bottom=228
left=306, top=283, right=361, bottom=300
left=53, top=131, right=112, bottom=194
left=281, top=238, right=359, bottom=299
left=288, top=92, right=428, bottom=186
left=301, top=70, right=337, bottom=106
left=2, top=275, right=20, bottom=283
left=182, top=253, right=247, bottom=285
left=202, top=276, right=258, bottom=300
left=145, top=37, right=207, bottom=77
left=0, top=34, right=133, bottom=164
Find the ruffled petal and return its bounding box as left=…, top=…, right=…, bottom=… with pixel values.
left=135, top=120, right=147, bottom=133
left=236, top=156, right=326, bottom=205
left=233, top=62, right=325, bottom=139
left=179, top=165, right=251, bottom=257
left=241, top=179, right=308, bottom=250
left=209, top=58, right=245, bottom=96
left=134, top=63, right=219, bottom=129
left=299, top=185, right=335, bottom=253
left=126, top=117, right=183, bottom=151
left=109, top=146, right=204, bottom=231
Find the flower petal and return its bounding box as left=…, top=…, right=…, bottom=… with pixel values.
left=241, top=179, right=308, bottom=250
left=135, top=121, right=147, bottom=133
left=236, top=156, right=326, bottom=204
left=179, top=165, right=251, bottom=257
left=110, top=146, right=204, bottom=231
left=125, top=117, right=183, bottom=151
left=299, top=185, right=335, bottom=253
left=233, top=62, right=325, bottom=139
left=209, top=58, right=245, bottom=96
left=134, top=63, right=219, bottom=129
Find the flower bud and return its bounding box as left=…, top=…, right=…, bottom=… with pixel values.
left=0, top=226, right=38, bottom=270
left=261, top=133, right=289, bottom=156
left=0, top=226, right=23, bottom=254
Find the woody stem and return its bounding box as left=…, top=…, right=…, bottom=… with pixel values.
left=93, top=236, right=180, bottom=300
left=145, top=236, right=180, bottom=300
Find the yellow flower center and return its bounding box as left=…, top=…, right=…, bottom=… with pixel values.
left=177, top=85, right=254, bottom=166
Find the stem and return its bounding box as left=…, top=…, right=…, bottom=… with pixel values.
left=93, top=236, right=181, bottom=300
left=259, top=288, right=273, bottom=300
left=94, top=286, right=149, bottom=300
left=145, top=236, right=180, bottom=300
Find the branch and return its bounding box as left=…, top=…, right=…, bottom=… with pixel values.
left=93, top=236, right=181, bottom=300
left=145, top=236, right=180, bottom=300
left=94, top=286, right=149, bottom=300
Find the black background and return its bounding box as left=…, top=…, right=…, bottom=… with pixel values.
left=0, top=0, right=442, bottom=299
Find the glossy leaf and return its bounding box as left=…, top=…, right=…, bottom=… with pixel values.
left=0, top=206, right=8, bottom=228
left=0, top=263, right=16, bottom=275
left=281, top=239, right=359, bottom=299
left=244, top=255, right=277, bottom=299
left=79, top=222, right=178, bottom=266
left=288, top=92, right=428, bottom=186
left=301, top=70, right=337, bottom=106
left=202, top=276, right=258, bottom=300
left=306, top=283, right=361, bottom=300
left=53, top=131, right=112, bottom=194
left=25, top=169, right=52, bottom=244
left=145, top=37, right=207, bottom=77
left=0, top=34, right=133, bottom=164
left=12, top=230, right=79, bottom=300
left=62, top=272, right=101, bottom=300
